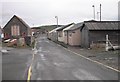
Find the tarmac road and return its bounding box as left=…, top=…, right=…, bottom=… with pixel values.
left=31, top=35, right=119, bottom=80
left=2, top=47, right=33, bottom=80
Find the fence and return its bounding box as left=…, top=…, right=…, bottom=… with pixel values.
left=90, top=34, right=120, bottom=50
left=105, top=34, right=120, bottom=51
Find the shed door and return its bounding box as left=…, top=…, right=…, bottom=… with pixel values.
left=82, top=27, right=89, bottom=48
left=11, top=25, right=20, bottom=36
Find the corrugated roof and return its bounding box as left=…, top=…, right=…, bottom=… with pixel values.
left=56, top=23, right=74, bottom=31
left=64, top=22, right=83, bottom=31
left=84, top=21, right=120, bottom=30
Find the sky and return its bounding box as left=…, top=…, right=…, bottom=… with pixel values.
left=0, top=0, right=120, bottom=27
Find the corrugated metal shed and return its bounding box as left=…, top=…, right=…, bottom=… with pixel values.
left=64, top=22, right=83, bottom=31
left=56, top=23, right=74, bottom=31
left=49, top=27, right=61, bottom=33
left=84, top=21, right=120, bottom=30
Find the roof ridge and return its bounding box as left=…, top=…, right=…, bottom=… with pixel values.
left=3, top=15, right=30, bottom=29
left=56, top=23, right=74, bottom=31
left=14, top=15, right=30, bottom=28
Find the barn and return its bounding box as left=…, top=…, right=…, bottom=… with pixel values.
left=3, top=15, right=32, bottom=46
left=3, top=15, right=31, bottom=39
left=80, top=21, right=120, bottom=48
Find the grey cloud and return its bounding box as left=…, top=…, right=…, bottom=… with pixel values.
left=1, top=0, right=119, bottom=27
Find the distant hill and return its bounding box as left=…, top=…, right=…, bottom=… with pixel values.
left=32, top=25, right=63, bottom=31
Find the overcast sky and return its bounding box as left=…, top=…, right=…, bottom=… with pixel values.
left=0, top=0, right=120, bottom=27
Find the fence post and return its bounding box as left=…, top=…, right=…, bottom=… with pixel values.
left=106, top=35, right=109, bottom=51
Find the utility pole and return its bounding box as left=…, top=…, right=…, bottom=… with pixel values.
left=106, top=35, right=109, bottom=51
left=100, top=4, right=102, bottom=21
left=55, top=16, right=58, bottom=28
left=92, top=5, right=95, bottom=20
left=55, top=16, right=58, bottom=41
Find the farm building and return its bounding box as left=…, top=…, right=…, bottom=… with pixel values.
left=56, top=23, right=74, bottom=42
left=80, top=21, right=120, bottom=48
left=48, top=27, right=61, bottom=41
left=3, top=15, right=31, bottom=39
left=3, top=15, right=32, bottom=46
left=63, top=23, right=83, bottom=46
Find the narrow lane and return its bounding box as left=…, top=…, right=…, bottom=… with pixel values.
left=31, top=35, right=118, bottom=80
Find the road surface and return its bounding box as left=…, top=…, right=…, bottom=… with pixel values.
left=2, top=47, right=33, bottom=80
left=31, top=35, right=118, bottom=80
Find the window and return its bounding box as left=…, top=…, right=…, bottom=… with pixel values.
left=11, top=25, right=20, bottom=36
